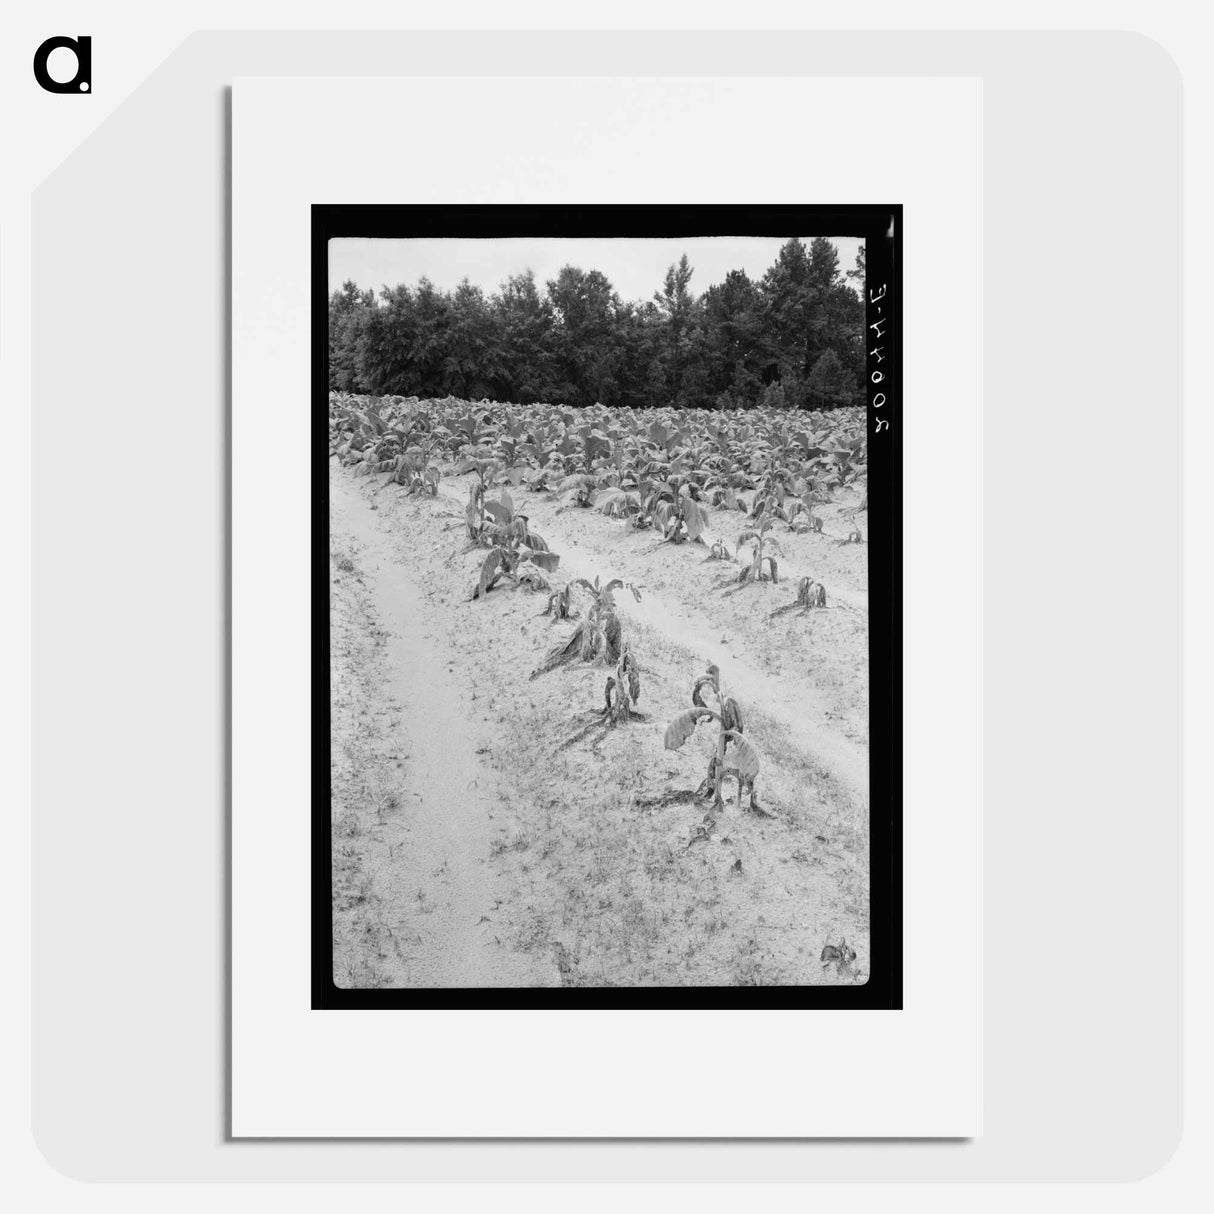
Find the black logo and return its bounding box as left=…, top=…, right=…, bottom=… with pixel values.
left=33, top=36, right=91, bottom=94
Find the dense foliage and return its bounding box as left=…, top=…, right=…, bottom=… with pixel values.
left=329, top=238, right=864, bottom=411
left=328, top=393, right=867, bottom=530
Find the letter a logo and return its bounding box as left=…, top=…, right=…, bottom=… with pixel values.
left=33, top=36, right=92, bottom=94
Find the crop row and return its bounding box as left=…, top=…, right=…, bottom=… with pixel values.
left=330, top=390, right=865, bottom=552
left=329, top=392, right=867, bottom=846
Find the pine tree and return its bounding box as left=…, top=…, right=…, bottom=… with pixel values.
left=653, top=254, right=697, bottom=405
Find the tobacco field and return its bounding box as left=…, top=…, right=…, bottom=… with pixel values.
left=329, top=392, right=871, bottom=988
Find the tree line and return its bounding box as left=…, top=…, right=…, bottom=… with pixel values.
left=329, top=236, right=865, bottom=411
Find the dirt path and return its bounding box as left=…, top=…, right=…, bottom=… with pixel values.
left=331, top=469, right=557, bottom=987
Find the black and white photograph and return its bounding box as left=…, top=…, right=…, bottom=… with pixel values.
left=27, top=12, right=1199, bottom=1179
left=317, top=205, right=901, bottom=1006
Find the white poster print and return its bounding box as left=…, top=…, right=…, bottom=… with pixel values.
left=233, top=75, right=981, bottom=1138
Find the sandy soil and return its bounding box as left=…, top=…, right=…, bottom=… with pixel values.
left=330, top=457, right=870, bottom=988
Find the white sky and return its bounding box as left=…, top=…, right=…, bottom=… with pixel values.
left=329, top=236, right=864, bottom=303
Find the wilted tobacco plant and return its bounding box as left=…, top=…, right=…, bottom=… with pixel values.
left=796, top=577, right=827, bottom=608
left=841, top=517, right=864, bottom=545
left=705, top=538, right=733, bottom=562
left=460, top=456, right=499, bottom=541
left=471, top=489, right=560, bottom=599
left=602, top=644, right=642, bottom=725
left=768, top=576, right=828, bottom=618
left=820, top=938, right=857, bottom=977
left=464, top=481, right=486, bottom=541
left=593, top=485, right=645, bottom=525
left=735, top=519, right=781, bottom=585
left=664, top=664, right=763, bottom=816
left=556, top=472, right=597, bottom=508
left=542, top=582, right=579, bottom=621
left=412, top=464, right=441, bottom=496
left=790, top=499, right=824, bottom=534
left=530, top=575, right=641, bottom=679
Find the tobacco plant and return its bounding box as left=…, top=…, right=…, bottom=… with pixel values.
left=378, top=439, right=441, bottom=496
left=447, top=407, right=498, bottom=456
left=592, top=485, right=645, bottom=526
left=602, top=644, right=642, bottom=724
left=790, top=498, right=824, bottom=534
left=795, top=577, right=827, bottom=608
left=556, top=472, right=597, bottom=508
left=471, top=489, right=560, bottom=599
left=542, top=581, right=579, bottom=621
left=460, top=456, right=499, bottom=541
left=663, top=664, right=762, bottom=815
left=769, top=576, right=828, bottom=618
left=702, top=455, right=753, bottom=511
left=735, top=519, right=781, bottom=585
left=644, top=479, right=709, bottom=544
left=530, top=575, right=641, bottom=679
left=515, top=421, right=564, bottom=491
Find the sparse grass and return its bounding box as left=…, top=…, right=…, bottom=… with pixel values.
left=729, top=932, right=786, bottom=986
left=335, top=949, right=391, bottom=989
left=330, top=531, right=411, bottom=988
left=475, top=617, right=869, bottom=985
left=334, top=809, right=362, bottom=839
left=489, top=831, right=532, bottom=858
left=332, top=540, right=360, bottom=576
